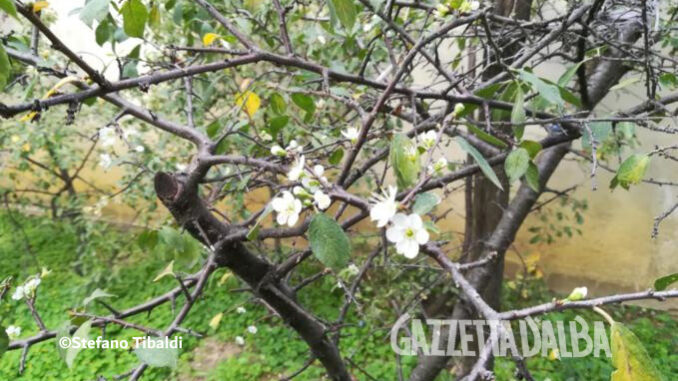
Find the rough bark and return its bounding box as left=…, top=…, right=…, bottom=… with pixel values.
left=153, top=172, right=351, bottom=381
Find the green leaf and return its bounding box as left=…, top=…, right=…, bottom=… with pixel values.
left=557, top=61, right=585, bottom=87
left=308, top=213, right=351, bottom=270
left=504, top=148, right=530, bottom=183
left=389, top=134, right=420, bottom=189
left=518, top=69, right=564, bottom=108
left=0, top=326, right=8, bottom=359
left=0, top=44, right=11, bottom=91
left=95, top=18, right=114, bottom=45
left=137, top=229, right=159, bottom=250
left=134, top=337, right=178, bottom=368
left=467, top=124, right=508, bottom=149
left=80, top=0, right=110, bottom=27
left=525, top=162, right=540, bottom=192
left=66, top=320, right=92, bottom=368
left=519, top=140, right=542, bottom=159
left=329, top=148, right=344, bottom=165
left=582, top=121, right=612, bottom=149
left=120, top=0, right=148, bottom=38
left=610, top=322, right=665, bottom=381
left=55, top=321, right=71, bottom=361
left=412, top=192, right=440, bottom=215
left=511, top=86, right=526, bottom=139
left=654, top=273, right=678, bottom=291
left=270, top=93, right=286, bottom=114
left=455, top=137, right=503, bottom=190
left=291, top=93, right=315, bottom=113
left=267, top=116, right=288, bottom=136
left=82, top=288, right=115, bottom=306
left=612, top=154, right=650, bottom=190
left=149, top=3, right=161, bottom=28
left=0, top=0, right=17, bottom=19
left=328, top=0, right=357, bottom=30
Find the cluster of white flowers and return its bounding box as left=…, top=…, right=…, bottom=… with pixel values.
left=270, top=139, right=303, bottom=157
left=5, top=325, right=21, bottom=339
left=98, top=126, right=117, bottom=148
left=99, top=153, right=113, bottom=170
left=12, top=276, right=41, bottom=301
left=97, top=126, right=145, bottom=170
left=271, top=152, right=334, bottom=226
left=236, top=306, right=246, bottom=314
left=235, top=336, right=245, bottom=346
left=369, top=186, right=431, bottom=258
left=427, top=157, right=449, bottom=175
left=435, top=0, right=480, bottom=17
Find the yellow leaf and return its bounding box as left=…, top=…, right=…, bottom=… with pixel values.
left=22, top=143, right=31, bottom=152
left=610, top=322, right=665, bottom=381
left=153, top=260, right=175, bottom=282
left=19, top=112, right=38, bottom=122
left=44, top=76, right=82, bottom=98
left=548, top=348, right=560, bottom=361
left=209, top=312, right=223, bottom=330
left=218, top=271, right=232, bottom=285
left=202, top=33, right=220, bottom=46
left=33, top=1, right=49, bottom=12
left=235, top=91, right=261, bottom=118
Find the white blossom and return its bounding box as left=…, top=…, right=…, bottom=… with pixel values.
left=24, top=277, right=41, bottom=295
left=369, top=186, right=398, bottom=228
left=293, top=186, right=310, bottom=198
left=235, top=336, right=245, bottom=345
left=99, top=127, right=117, bottom=147
left=11, top=286, right=25, bottom=301
left=287, top=156, right=306, bottom=182
left=348, top=264, right=360, bottom=275
left=435, top=4, right=450, bottom=18
left=12, top=277, right=41, bottom=301
left=175, top=163, right=188, bottom=172
left=453, top=103, right=465, bottom=116
left=428, top=157, right=449, bottom=175
left=566, top=287, right=588, bottom=301
left=313, top=190, right=331, bottom=210
left=260, top=131, right=273, bottom=141
left=5, top=325, right=21, bottom=339
left=302, top=164, right=327, bottom=192
left=286, top=140, right=303, bottom=154
left=418, top=130, right=438, bottom=149
left=99, top=153, right=113, bottom=170
left=271, top=191, right=302, bottom=227
left=386, top=213, right=429, bottom=258
left=317, top=35, right=326, bottom=45
left=134, top=145, right=145, bottom=153
left=341, top=127, right=360, bottom=143
left=247, top=325, right=258, bottom=334
left=470, top=1, right=480, bottom=11
left=271, top=145, right=286, bottom=157
left=236, top=307, right=246, bottom=314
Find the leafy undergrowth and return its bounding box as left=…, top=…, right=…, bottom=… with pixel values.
left=0, top=214, right=675, bottom=380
